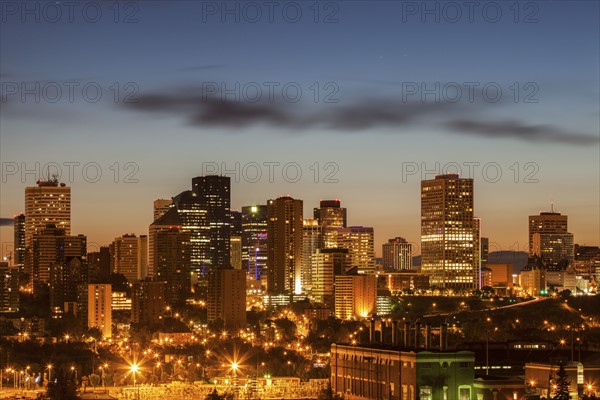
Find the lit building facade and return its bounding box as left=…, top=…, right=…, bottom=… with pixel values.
left=267, top=196, right=303, bottom=294
left=110, top=234, right=148, bottom=283
left=85, top=284, right=112, bottom=338
left=0, top=261, right=19, bottom=313
left=13, top=213, right=26, bottom=273
left=336, top=226, right=376, bottom=274
left=421, top=174, right=478, bottom=290
left=311, top=248, right=349, bottom=307
left=334, top=271, right=376, bottom=319
left=382, top=237, right=413, bottom=271
left=241, top=205, right=268, bottom=282
left=24, top=179, right=71, bottom=247
left=207, top=267, right=246, bottom=330
left=301, top=218, right=321, bottom=293
left=314, top=199, right=347, bottom=249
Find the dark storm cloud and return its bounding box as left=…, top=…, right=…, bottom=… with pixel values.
left=445, top=120, right=599, bottom=145
left=0, top=218, right=14, bottom=226
left=120, top=89, right=597, bottom=146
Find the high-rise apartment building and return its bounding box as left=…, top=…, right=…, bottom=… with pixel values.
left=267, top=196, right=303, bottom=294
left=191, top=175, right=231, bottom=269
left=149, top=198, right=173, bottom=276
left=88, top=246, right=111, bottom=283
left=529, top=209, right=574, bottom=268
left=336, top=227, right=376, bottom=274
left=301, top=218, right=321, bottom=293
left=241, top=205, right=268, bottom=281
left=29, top=224, right=86, bottom=293
left=154, top=227, right=191, bottom=305
left=314, top=200, right=347, bottom=248
left=310, top=248, right=349, bottom=307
left=421, top=174, right=478, bottom=290
left=13, top=213, right=26, bottom=273
left=207, top=268, right=246, bottom=330
left=50, top=256, right=87, bottom=316
left=528, top=209, right=568, bottom=256
left=110, top=234, right=148, bottom=283
left=131, top=281, right=166, bottom=325
left=382, top=237, right=413, bottom=271
left=0, top=261, right=19, bottom=313
left=81, top=284, right=112, bottom=338
left=334, top=270, right=377, bottom=319
left=25, top=179, right=71, bottom=247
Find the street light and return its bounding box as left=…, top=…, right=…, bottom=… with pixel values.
left=130, top=364, right=139, bottom=400
left=46, top=364, right=53, bottom=384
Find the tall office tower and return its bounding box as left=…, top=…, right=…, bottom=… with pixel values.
left=191, top=175, right=231, bottom=270
left=473, top=218, right=481, bottom=289
left=13, top=213, right=26, bottom=273
left=149, top=207, right=181, bottom=277
left=301, top=219, right=321, bottom=293
left=336, top=226, right=376, bottom=274
left=267, top=196, right=303, bottom=294
left=88, top=246, right=111, bottom=283
left=0, top=261, right=19, bottom=313
left=149, top=199, right=173, bottom=276
left=154, top=227, right=191, bottom=305
left=529, top=208, right=574, bottom=268
left=532, top=233, right=574, bottom=267
left=110, top=234, right=148, bottom=283
left=50, top=256, right=87, bottom=316
left=528, top=208, right=568, bottom=256
left=25, top=178, right=71, bottom=247
left=230, top=236, right=242, bottom=270
left=172, top=190, right=204, bottom=279
left=382, top=237, right=413, bottom=271
left=207, top=268, right=246, bottom=330
left=421, top=174, right=477, bottom=290
left=153, top=198, right=172, bottom=221
left=314, top=200, right=347, bottom=248
left=29, top=224, right=86, bottom=293
left=480, top=237, right=489, bottom=267
left=131, top=281, right=166, bottom=325
left=79, top=284, right=112, bottom=338
left=310, top=248, right=350, bottom=307
left=241, top=205, right=268, bottom=281
left=334, top=270, right=377, bottom=319
left=230, top=210, right=242, bottom=270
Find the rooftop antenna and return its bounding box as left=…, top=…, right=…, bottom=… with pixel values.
left=550, top=201, right=555, bottom=213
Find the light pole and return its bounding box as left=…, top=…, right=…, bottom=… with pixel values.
left=130, top=364, right=139, bottom=400
left=46, top=364, right=53, bottom=386
left=485, top=317, right=491, bottom=375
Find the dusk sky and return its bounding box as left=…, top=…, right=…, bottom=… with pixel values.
left=1, top=0, right=599, bottom=256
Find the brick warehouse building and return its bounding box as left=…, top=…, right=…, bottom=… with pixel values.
left=331, top=343, right=475, bottom=400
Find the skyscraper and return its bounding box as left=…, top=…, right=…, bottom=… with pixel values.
left=149, top=198, right=173, bottom=276
left=50, top=255, right=87, bottom=316
left=110, top=234, right=148, bottom=283
left=334, top=270, right=377, bottom=320
left=314, top=199, right=347, bottom=248
left=241, top=205, right=268, bottom=282
left=131, top=281, right=166, bottom=325
left=528, top=209, right=568, bottom=255
left=336, top=227, right=376, bottom=274
left=382, top=237, right=413, bottom=271
left=154, top=226, right=191, bottom=306
left=153, top=198, right=172, bottom=221
left=310, top=248, right=349, bottom=307
left=13, top=213, right=25, bottom=273
left=0, top=261, right=19, bottom=313
left=267, top=196, right=303, bottom=294
left=88, top=246, right=111, bottom=283
left=192, top=175, right=231, bottom=270
left=172, top=190, right=205, bottom=278
left=421, top=174, right=478, bottom=290
left=301, top=218, right=321, bottom=293
left=80, top=284, right=112, bottom=338
left=207, top=268, right=246, bottom=330
left=529, top=209, right=574, bottom=268
left=25, top=178, right=71, bottom=247
left=29, top=224, right=86, bottom=294
left=230, top=210, right=242, bottom=270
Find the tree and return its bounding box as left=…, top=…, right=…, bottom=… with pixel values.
left=551, top=363, right=570, bottom=400
left=46, top=367, right=80, bottom=400
left=89, top=373, right=101, bottom=389
left=206, top=388, right=224, bottom=400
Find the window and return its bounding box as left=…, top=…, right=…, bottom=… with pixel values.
left=459, top=387, right=471, bottom=400
left=420, top=386, right=432, bottom=400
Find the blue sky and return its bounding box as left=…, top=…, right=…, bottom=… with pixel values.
left=1, top=0, right=599, bottom=255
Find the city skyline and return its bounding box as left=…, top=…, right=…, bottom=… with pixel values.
left=1, top=173, right=598, bottom=260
